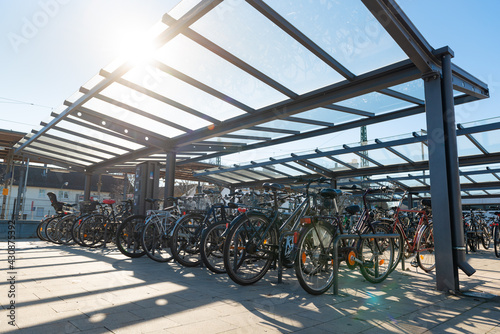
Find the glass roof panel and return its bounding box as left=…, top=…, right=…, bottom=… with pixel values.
left=169, top=0, right=202, bottom=20
left=189, top=0, right=345, bottom=95
left=82, top=97, right=184, bottom=138
left=23, top=147, right=91, bottom=166
left=29, top=143, right=102, bottom=164
left=336, top=92, right=417, bottom=115
left=387, top=79, right=425, bottom=100
left=469, top=173, right=497, bottom=183
left=468, top=129, right=500, bottom=153
left=82, top=74, right=105, bottom=91
left=457, top=135, right=483, bottom=156
left=264, top=0, right=407, bottom=75
left=36, top=136, right=115, bottom=160
left=49, top=121, right=142, bottom=152
left=123, top=63, right=245, bottom=122
left=258, top=119, right=317, bottom=133
left=293, top=107, right=361, bottom=126
left=100, top=82, right=211, bottom=131
left=155, top=34, right=288, bottom=109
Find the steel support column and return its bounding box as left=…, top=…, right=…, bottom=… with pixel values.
left=84, top=173, right=92, bottom=201
left=164, top=151, right=176, bottom=206
left=424, top=47, right=474, bottom=293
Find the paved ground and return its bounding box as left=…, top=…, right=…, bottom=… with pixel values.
left=1, top=239, right=499, bottom=333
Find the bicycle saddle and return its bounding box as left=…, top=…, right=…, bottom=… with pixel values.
left=421, top=199, right=432, bottom=208
left=263, top=182, right=285, bottom=191
left=319, top=188, right=342, bottom=198
left=102, top=199, right=115, bottom=205
left=345, top=205, right=361, bottom=215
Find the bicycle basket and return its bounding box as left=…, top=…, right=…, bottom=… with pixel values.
left=79, top=200, right=99, bottom=214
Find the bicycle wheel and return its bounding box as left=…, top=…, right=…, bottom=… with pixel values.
left=142, top=217, right=174, bottom=262
left=493, top=225, right=499, bottom=258
left=280, top=234, right=296, bottom=268
left=55, top=215, right=76, bottom=245
left=170, top=213, right=204, bottom=267
left=79, top=215, right=106, bottom=247
left=200, top=221, right=227, bottom=274
left=116, top=215, right=147, bottom=258
left=357, top=223, right=394, bottom=283
left=294, top=221, right=336, bottom=295
left=481, top=225, right=491, bottom=250
left=45, top=216, right=63, bottom=244
left=223, top=213, right=277, bottom=285
left=416, top=224, right=435, bottom=272
left=37, top=218, right=51, bottom=241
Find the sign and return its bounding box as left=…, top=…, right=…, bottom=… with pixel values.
left=2, top=188, right=8, bottom=195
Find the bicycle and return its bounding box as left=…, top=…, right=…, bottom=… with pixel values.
left=384, top=192, right=435, bottom=273
left=493, top=212, right=500, bottom=258
left=294, top=183, right=396, bottom=294
left=139, top=197, right=183, bottom=262
left=170, top=190, right=237, bottom=267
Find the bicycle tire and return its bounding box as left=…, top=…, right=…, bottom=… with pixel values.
left=280, top=234, right=296, bottom=269
left=116, top=215, right=147, bottom=258
left=45, top=216, right=63, bottom=244
left=494, top=225, right=499, bottom=258
left=200, top=221, right=227, bottom=274
left=37, top=218, right=51, bottom=241
left=142, top=217, right=175, bottom=262
left=170, top=213, right=204, bottom=267
left=294, top=221, right=336, bottom=295
left=55, top=215, right=76, bottom=245
left=79, top=215, right=106, bottom=248
left=481, top=225, right=491, bottom=250
left=386, top=221, right=403, bottom=273
left=357, top=223, right=394, bottom=283
left=223, top=213, right=277, bottom=285
left=416, top=224, right=435, bottom=272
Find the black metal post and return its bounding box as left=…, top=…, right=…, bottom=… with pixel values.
left=164, top=151, right=176, bottom=206
left=84, top=173, right=92, bottom=200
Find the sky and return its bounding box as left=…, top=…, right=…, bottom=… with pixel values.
left=0, top=0, right=499, bottom=166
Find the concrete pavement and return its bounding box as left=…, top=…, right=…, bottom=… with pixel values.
left=1, top=240, right=499, bottom=333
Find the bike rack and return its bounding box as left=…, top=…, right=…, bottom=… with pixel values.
left=332, top=233, right=400, bottom=295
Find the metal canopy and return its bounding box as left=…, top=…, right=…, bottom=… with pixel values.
left=12, top=0, right=488, bottom=177
left=193, top=119, right=500, bottom=192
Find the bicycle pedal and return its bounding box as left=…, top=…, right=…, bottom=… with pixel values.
left=410, top=260, right=419, bottom=268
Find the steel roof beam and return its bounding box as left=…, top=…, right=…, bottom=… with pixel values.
left=290, top=153, right=334, bottom=177
left=23, top=146, right=92, bottom=166
left=79, top=87, right=192, bottom=134
left=457, top=123, right=489, bottom=155
left=248, top=126, right=300, bottom=135
left=246, top=0, right=355, bottom=80
left=172, top=59, right=421, bottom=149
left=315, top=149, right=357, bottom=170
left=15, top=0, right=222, bottom=154
left=152, top=60, right=256, bottom=114
left=487, top=167, right=500, bottom=182
left=100, top=70, right=221, bottom=125
left=63, top=103, right=168, bottom=149
left=37, top=132, right=118, bottom=158
left=35, top=138, right=106, bottom=162
left=323, top=104, right=375, bottom=117
left=219, top=134, right=272, bottom=141
left=284, top=116, right=334, bottom=127
left=378, top=88, right=425, bottom=105
left=163, top=14, right=298, bottom=99
left=17, top=151, right=86, bottom=172
left=39, top=122, right=132, bottom=153
left=375, top=138, right=415, bottom=164
left=343, top=144, right=384, bottom=167
left=363, top=0, right=488, bottom=99
left=53, top=114, right=145, bottom=149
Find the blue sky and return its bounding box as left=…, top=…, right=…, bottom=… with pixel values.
left=0, top=0, right=499, bottom=165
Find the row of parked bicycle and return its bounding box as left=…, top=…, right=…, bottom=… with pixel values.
left=37, top=178, right=443, bottom=295
left=463, top=209, right=500, bottom=256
